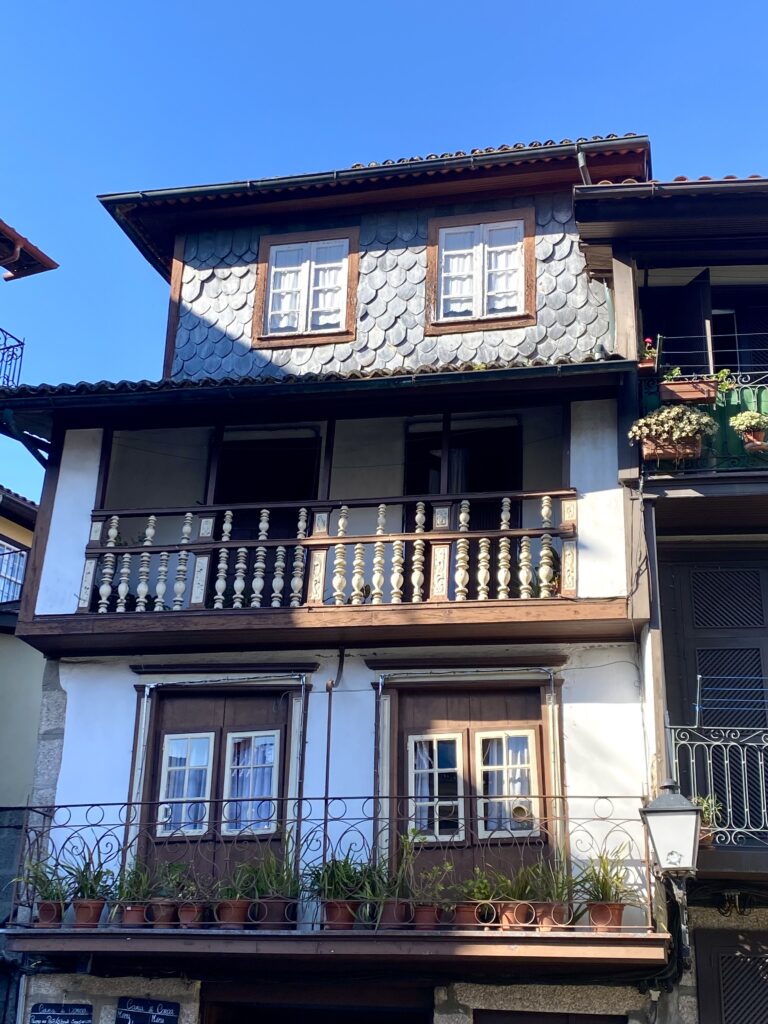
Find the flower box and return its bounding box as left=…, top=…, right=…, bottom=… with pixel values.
left=658, top=380, right=718, bottom=404
left=641, top=437, right=702, bottom=461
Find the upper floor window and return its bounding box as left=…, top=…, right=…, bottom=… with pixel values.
left=426, top=208, right=536, bottom=335
left=253, top=228, right=359, bottom=348
left=0, top=540, right=27, bottom=603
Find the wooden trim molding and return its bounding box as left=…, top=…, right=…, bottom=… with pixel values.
left=18, top=427, right=63, bottom=622
left=163, top=234, right=186, bottom=378
left=252, top=226, right=360, bottom=349
left=425, top=206, right=536, bottom=335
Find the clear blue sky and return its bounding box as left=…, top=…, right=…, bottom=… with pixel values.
left=2, top=1, right=766, bottom=501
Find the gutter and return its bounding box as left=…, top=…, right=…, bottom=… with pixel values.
left=575, top=178, right=768, bottom=203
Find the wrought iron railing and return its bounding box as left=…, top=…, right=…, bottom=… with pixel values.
left=0, top=546, right=27, bottom=603
left=0, top=326, right=24, bottom=388
left=77, top=491, right=579, bottom=613
left=10, top=796, right=654, bottom=934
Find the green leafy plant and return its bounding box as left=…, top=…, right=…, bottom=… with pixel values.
left=114, top=862, right=155, bottom=903
left=577, top=846, right=641, bottom=905
left=16, top=860, right=70, bottom=903
left=305, top=856, right=370, bottom=901
left=628, top=405, right=718, bottom=445
left=255, top=851, right=300, bottom=900
left=661, top=365, right=682, bottom=381
left=409, top=861, right=454, bottom=906
left=528, top=856, right=573, bottom=903
left=693, top=793, right=723, bottom=829
left=493, top=865, right=535, bottom=902
left=216, top=863, right=260, bottom=901
left=454, top=867, right=494, bottom=902
left=61, top=849, right=115, bottom=900
left=641, top=338, right=658, bottom=359
left=152, top=862, right=191, bottom=899
left=729, top=411, right=768, bottom=435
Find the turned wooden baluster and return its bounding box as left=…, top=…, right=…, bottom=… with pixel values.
left=173, top=512, right=194, bottom=611
left=271, top=544, right=286, bottom=607
left=290, top=508, right=308, bottom=608
left=477, top=537, right=490, bottom=600
left=371, top=504, right=387, bottom=604
left=351, top=542, right=366, bottom=605
left=538, top=495, right=555, bottom=598
left=454, top=500, right=470, bottom=601
left=332, top=506, right=349, bottom=605
left=410, top=501, right=426, bottom=603
left=518, top=535, right=533, bottom=599
left=250, top=509, right=270, bottom=608
left=497, top=498, right=511, bottom=600
left=154, top=551, right=169, bottom=611
left=97, top=515, right=119, bottom=613
left=232, top=547, right=248, bottom=609
left=213, top=511, right=233, bottom=610
left=116, top=553, right=132, bottom=612
left=135, top=514, right=156, bottom=612
left=391, top=539, right=404, bottom=603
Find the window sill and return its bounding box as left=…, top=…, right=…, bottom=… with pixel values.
left=254, top=329, right=355, bottom=349
left=424, top=313, right=537, bottom=336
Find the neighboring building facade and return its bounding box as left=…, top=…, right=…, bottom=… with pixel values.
left=5, top=135, right=761, bottom=1024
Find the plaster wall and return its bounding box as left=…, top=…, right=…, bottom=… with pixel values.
left=22, top=974, right=200, bottom=1024
left=0, top=513, right=32, bottom=547
left=0, top=634, right=43, bottom=804
left=570, top=399, right=627, bottom=598
left=36, top=429, right=103, bottom=615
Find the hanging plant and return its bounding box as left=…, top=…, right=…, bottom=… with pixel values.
left=729, top=411, right=768, bottom=446
left=628, top=405, right=717, bottom=462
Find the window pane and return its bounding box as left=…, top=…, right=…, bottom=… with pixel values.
left=442, top=229, right=475, bottom=251
left=444, top=251, right=473, bottom=275
left=269, top=310, right=300, bottom=333
left=437, top=739, right=457, bottom=770
left=487, top=294, right=519, bottom=315
left=190, top=737, right=210, bottom=766
left=482, top=737, right=504, bottom=767
left=414, top=740, right=433, bottom=770
left=273, top=246, right=305, bottom=269
left=314, top=240, right=348, bottom=265
left=187, top=768, right=207, bottom=798
left=164, top=770, right=185, bottom=800
left=507, top=735, right=530, bottom=763
left=253, top=737, right=275, bottom=766
left=487, top=225, right=521, bottom=249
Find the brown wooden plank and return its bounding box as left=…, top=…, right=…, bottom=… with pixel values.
left=163, top=234, right=186, bottom=378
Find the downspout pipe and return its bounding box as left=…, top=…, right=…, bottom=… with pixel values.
left=322, top=649, right=345, bottom=860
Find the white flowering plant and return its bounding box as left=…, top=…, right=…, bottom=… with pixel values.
left=729, top=411, right=768, bottom=434
left=628, top=405, right=717, bottom=445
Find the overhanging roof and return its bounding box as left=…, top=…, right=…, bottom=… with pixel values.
left=0, top=218, right=58, bottom=281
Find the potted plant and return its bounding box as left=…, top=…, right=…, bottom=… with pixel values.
left=305, top=855, right=370, bottom=931
left=693, top=793, right=723, bottom=847
left=150, top=862, right=187, bottom=928
left=375, top=830, right=418, bottom=929
left=638, top=338, right=657, bottom=373
left=253, top=851, right=300, bottom=930
left=493, top=866, right=536, bottom=929
left=16, top=860, right=69, bottom=929
left=176, top=869, right=211, bottom=928
left=729, top=410, right=768, bottom=447
left=214, top=863, right=260, bottom=929
left=628, top=404, right=717, bottom=461
left=527, top=856, right=573, bottom=931
left=112, top=861, right=154, bottom=927
left=450, top=867, right=496, bottom=928
left=577, top=847, right=641, bottom=933
left=62, top=849, right=114, bottom=929
left=408, top=861, right=454, bottom=930
left=658, top=367, right=732, bottom=404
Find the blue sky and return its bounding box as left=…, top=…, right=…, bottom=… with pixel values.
left=2, top=0, right=766, bottom=500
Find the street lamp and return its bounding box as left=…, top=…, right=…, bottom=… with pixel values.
left=640, top=779, right=701, bottom=968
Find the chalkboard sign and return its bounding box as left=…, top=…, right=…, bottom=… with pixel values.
left=116, top=999, right=180, bottom=1024
left=31, top=1005, right=92, bottom=1024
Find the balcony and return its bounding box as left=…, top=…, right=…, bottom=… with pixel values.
left=0, top=326, right=24, bottom=388
left=6, top=796, right=668, bottom=970
left=0, top=544, right=27, bottom=603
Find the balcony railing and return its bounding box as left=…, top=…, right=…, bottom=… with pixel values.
left=0, top=326, right=24, bottom=388
left=77, top=491, right=578, bottom=614
left=10, top=796, right=654, bottom=936
left=0, top=546, right=28, bottom=603
left=656, top=332, right=768, bottom=385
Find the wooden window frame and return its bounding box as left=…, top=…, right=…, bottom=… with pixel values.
left=407, top=731, right=466, bottom=843
left=425, top=207, right=536, bottom=335
left=252, top=226, right=360, bottom=349
left=474, top=728, right=541, bottom=840
left=221, top=728, right=281, bottom=836
left=157, top=731, right=216, bottom=837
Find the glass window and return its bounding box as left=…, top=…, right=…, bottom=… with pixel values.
left=222, top=730, right=280, bottom=834
left=0, top=542, right=27, bottom=603
left=437, top=219, right=524, bottom=322
left=266, top=238, right=349, bottom=336
left=407, top=733, right=464, bottom=841
left=157, top=733, right=215, bottom=835
left=475, top=729, right=539, bottom=837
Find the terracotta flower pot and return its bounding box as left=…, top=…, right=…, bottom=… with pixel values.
left=530, top=901, right=568, bottom=931
left=658, top=380, right=718, bottom=404
left=411, top=904, right=440, bottom=930
left=322, top=899, right=360, bottom=931
left=72, top=898, right=106, bottom=929
left=150, top=898, right=178, bottom=928
left=638, top=358, right=656, bottom=375
left=253, top=897, right=297, bottom=930
left=377, top=899, right=412, bottom=929
left=743, top=429, right=766, bottom=445
left=451, top=902, right=495, bottom=928
left=587, top=902, right=626, bottom=933
left=35, top=900, right=65, bottom=929
left=699, top=827, right=716, bottom=847
left=178, top=902, right=206, bottom=928
left=641, top=437, right=702, bottom=461
left=120, top=903, right=149, bottom=927
left=215, top=898, right=252, bottom=930
left=496, top=900, right=535, bottom=930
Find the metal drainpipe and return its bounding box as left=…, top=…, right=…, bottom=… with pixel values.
left=293, top=674, right=309, bottom=875
left=372, top=673, right=386, bottom=865
left=322, top=649, right=345, bottom=861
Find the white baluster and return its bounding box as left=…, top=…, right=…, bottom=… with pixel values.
left=332, top=506, right=349, bottom=606
left=391, top=540, right=404, bottom=604
left=213, top=511, right=233, bottom=610
left=290, top=508, right=308, bottom=608
left=97, top=515, right=119, bottom=613
left=232, top=547, right=248, bottom=608
left=411, top=502, right=426, bottom=603
left=477, top=537, right=490, bottom=600
left=351, top=543, right=366, bottom=605
left=172, top=513, right=195, bottom=611
left=497, top=497, right=511, bottom=600
left=538, top=496, right=555, bottom=598
left=519, top=535, right=533, bottom=599
left=271, top=546, right=286, bottom=607
left=135, top=515, right=156, bottom=612
left=250, top=509, right=270, bottom=608
left=371, top=504, right=386, bottom=605
left=154, top=551, right=169, bottom=611
left=116, top=553, right=132, bottom=612
left=181, top=512, right=193, bottom=545
left=454, top=500, right=470, bottom=602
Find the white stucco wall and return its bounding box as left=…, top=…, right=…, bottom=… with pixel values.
left=570, top=399, right=627, bottom=598
left=0, top=633, right=44, bottom=805
left=36, top=428, right=103, bottom=615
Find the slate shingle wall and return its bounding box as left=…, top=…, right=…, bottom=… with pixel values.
left=173, top=194, right=612, bottom=380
